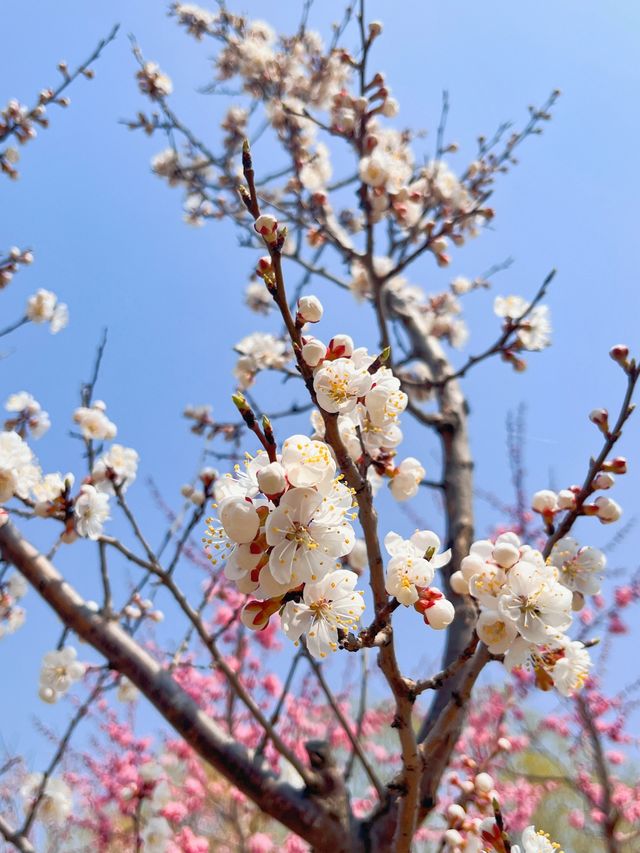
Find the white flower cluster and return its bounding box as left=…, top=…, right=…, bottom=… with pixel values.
left=121, top=761, right=174, bottom=850
left=4, top=391, right=50, bottom=439
left=205, top=436, right=366, bottom=658
left=91, top=444, right=139, bottom=494
left=301, top=324, right=424, bottom=501
left=0, top=573, right=27, bottom=638
left=26, top=288, right=68, bottom=333
left=21, top=773, right=72, bottom=826
left=0, top=430, right=40, bottom=503
left=494, top=295, right=551, bottom=352
left=245, top=278, right=273, bottom=314
left=348, top=260, right=469, bottom=349
left=451, top=532, right=591, bottom=696
left=169, top=2, right=217, bottom=39
left=384, top=531, right=454, bottom=628
left=136, top=61, right=173, bottom=99
left=532, top=465, right=624, bottom=528
left=73, top=401, right=117, bottom=441
left=74, top=484, right=110, bottom=540
left=233, top=331, right=290, bottom=390
left=38, top=646, right=85, bottom=703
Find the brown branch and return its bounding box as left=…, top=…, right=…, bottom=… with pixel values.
left=577, top=695, right=621, bottom=853
left=303, top=647, right=385, bottom=800
left=543, top=360, right=639, bottom=559
left=0, top=817, right=35, bottom=853
left=0, top=519, right=353, bottom=851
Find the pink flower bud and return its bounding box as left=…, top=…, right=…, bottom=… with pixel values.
left=609, top=344, right=629, bottom=365
left=328, top=334, right=354, bottom=358
left=256, top=256, right=272, bottom=277
left=602, top=456, right=627, bottom=474
left=254, top=215, right=278, bottom=243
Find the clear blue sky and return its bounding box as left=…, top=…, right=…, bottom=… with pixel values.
left=1, top=0, right=639, bottom=768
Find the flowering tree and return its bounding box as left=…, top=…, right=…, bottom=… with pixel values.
left=1, top=4, right=639, bottom=852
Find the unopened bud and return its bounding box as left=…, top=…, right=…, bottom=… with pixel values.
left=219, top=496, right=260, bottom=544
left=609, top=344, right=629, bottom=366
left=446, top=803, right=466, bottom=823
left=327, top=334, right=354, bottom=359
left=602, top=456, right=627, bottom=474
left=301, top=337, right=327, bottom=367
left=475, top=772, right=494, bottom=793
left=531, top=489, right=558, bottom=514
left=594, top=496, right=622, bottom=524
left=557, top=489, right=577, bottom=510
left=589, top=408, right=609, bottom=433
left=254, top=214, right=278, bottom=244
left=449, top=570, right=469, bottom=595
left=593, top=472, right=615, bottom=490
left=297, top=294, right=323, bottom=323
left=256, top=462, right=287, bottom=497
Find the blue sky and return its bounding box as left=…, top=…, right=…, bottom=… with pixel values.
left=1, top=0, right=639, bottom=770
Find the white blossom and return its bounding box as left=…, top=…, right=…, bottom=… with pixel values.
left=26, top=289, right=69, bottom=333
left=73, top=403, right=117, bottom=441
left=244, top=279, right=272, bottom=314
left=494, top=295, right=551, bottom=351
left=117, top=677, right=139, bottom=703
left=265, top=484, right=354, bottom=585
left=21, top=774, right=72, bottom=825
left=384, top=530, right=450, bottom=606
left=498, top=560, right=572, bottom=643
left=281, top=569, right=365, bottom=658
left=550, top=638, right=592, bottom=696
left=281, top=434, right=335, bottom=489
left=74, top=484, right=110, bottom=539
left=389, top=456, right=425, bottom=501
left=0, top=431, right=40, bottom=503
left=512, top=825, right=561, bottom=853
left=39, top=646, right=85, bottom=701
left=141, top=816, right=172, bottom=851
left=549, top=537, right=605, bottom=596
left=5, top=392, right=50, bottom=438
left=313, top=357, right=373, bottom=414
left=92, top=444, right=139, bottom=493
left=234, top=332, right=289, bottom=389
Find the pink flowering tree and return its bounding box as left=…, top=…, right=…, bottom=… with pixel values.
left=1, top=4, right=639, bottom=852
